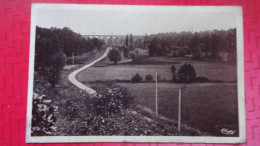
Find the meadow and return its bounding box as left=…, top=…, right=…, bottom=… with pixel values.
left=77, top=54, right=238, bottom=136
left=118, top=82, right=238, bottom=136
left=77, top=56, right=237, bottom=82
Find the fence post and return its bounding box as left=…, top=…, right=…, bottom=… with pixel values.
left=178, top=88, right=182, bottom=135
left=155, top=72, right=158, bottom=115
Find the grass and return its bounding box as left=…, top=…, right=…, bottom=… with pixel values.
left=32, top=51, right=204, bottom=136
left=78, top=56, right=237, bottom=83
left=77, top=55, right=238, bottom=136
left=117, top=82, right=238, bottom=136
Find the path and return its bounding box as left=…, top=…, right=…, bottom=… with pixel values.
left=68, top=47, right=111, bottom=95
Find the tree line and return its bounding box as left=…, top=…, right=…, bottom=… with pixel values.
left=34, top=26, right=105, bottom=87
left=133, top=29, right=236, bottom=61
left=35, top=26, right=104, bottom=57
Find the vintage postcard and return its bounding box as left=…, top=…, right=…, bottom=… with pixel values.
left=26, top=4, right=245, bottom=143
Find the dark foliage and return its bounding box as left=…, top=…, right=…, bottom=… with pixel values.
left=196, top=76, right=210, bottom=83
left=36, top=26, right=104, bottom=57
left=31, top=93, right=57, bottom=136
left=122, top=45, right=129, bottom=58
left=171, top=65, right=176, bottom=81
left=174, top=63, right=196, bottom=83
left=131, top=73, right=143, bottom=83
left=125, top=35, right=129, bottom=46
left=136, top=29, right=236, bottom=61
left=35, top=32, right=67, bottom=87
left=145, top=74, right=154, bottom=82
left=129, top=51, right=137, bottom=59
left=35, top=26, right=104, bottom=86
left=108, top=48, right=122, bottom=64
left=94, top=85, right=133, bottom=116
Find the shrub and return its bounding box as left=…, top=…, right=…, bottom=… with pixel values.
left=108, top=48, right=122, bottom=64
left=47, top=50, right=67, bottom=87
left=196, top=76, right=210, bottom=83
left=35, top=34, right=67, bottom=87
left=31, top=93, right=58, bottom=136
left=145, top=74, right=153, bottom=82
left=177, top=63, right=196, bottom=83
left=123, top=45, right=129, bottom=58
left=94, top=85, right=133, bottom=116
left=135, top=50, right=139, bottom=55
left=131, top=73, right=143, bottom=83
left=129, top=51, right=137, bottom=59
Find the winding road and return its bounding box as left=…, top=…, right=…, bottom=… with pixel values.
left=68, top=47, right=111, bottom=95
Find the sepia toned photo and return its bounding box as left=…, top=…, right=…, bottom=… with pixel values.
left=26, top=4, right=245, bottom=143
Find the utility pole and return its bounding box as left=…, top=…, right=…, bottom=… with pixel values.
left=178, top=88, right=182, bottom=135
left=155, top=72, right=158, bottom=115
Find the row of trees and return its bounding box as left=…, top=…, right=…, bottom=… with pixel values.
left=133, top=29, right=236, bottom=61
left=36, top=26, right=104, bottom=57
left=130, top=63, right=210, bottom=83
left=35, top=26, right=105, bottom=86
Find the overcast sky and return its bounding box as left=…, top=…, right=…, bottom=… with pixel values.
left=35, top=5, right=240, bottom=35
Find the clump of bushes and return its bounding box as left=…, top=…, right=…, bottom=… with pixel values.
left=172, top=63, right=197, bottom=83
left=131, top=73, right=143, bottom=83
left=145, top=74, right=153, bottom=82
left=94, top=85, right=133, bottom=116
left=108, top=48, right=122, bottom=64
left=129, top=51, right=137, bottom=59
left=31, top=93, right=58, bottom=136
left=196, top=76, right=210, bottom=83
left=35, top=32, right=67, bottom=87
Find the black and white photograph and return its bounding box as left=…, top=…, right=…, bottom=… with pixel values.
left=26, top=4, right=245, bottom=143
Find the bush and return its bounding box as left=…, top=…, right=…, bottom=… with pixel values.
left=131, top=73, right=143, bottom=83
left=177, top=63, right=196, bottom=83
left=145, top=74, right=153, bottom=82
left=31, top=93, right=58, bottom=136
left=171, top=65, right=176, bottom=81
left=135, top=50, right=139, bottom=55
left=35, top=33, right=67, bottom=87
left=108, top=48, right=122, bottom=64
left=196, top=76, right=210, bottom=83
left=129, top=51, right=137, bottom=59
left=94, top=85, right=133, bottom=116
left=123, top=45, right=129, bottom=58
left=47, top=50, right=67, bottom=87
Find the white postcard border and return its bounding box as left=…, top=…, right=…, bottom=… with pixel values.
left=26, top=4, right=246, bottom=143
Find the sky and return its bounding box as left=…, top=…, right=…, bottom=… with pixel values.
left=35, top=5, right=240, bottom=35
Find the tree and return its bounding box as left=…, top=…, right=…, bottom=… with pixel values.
left=171, top=65, right=176, bottom=80
left=131, top=73, right=143, bottom=83
left=129, top=34, right=133, bottom=45
left=129, top=51, right=137, bottom=59
left=145, top=74, right=153, bottom=82
left=155, top=44, right=163, bottom=56
left=47, top=50, right=67, bottom=87
left=125, top=35, right=129, bottom=46
left=192, top=46, right=203, bottom=60
left=149, top=37, right=158, bottom=56
left=177, top=63, right=196, bottom=83
left=108, top=48, right=122, bottom=64
left=210, top=33, right=221, bottom=60
left=123, top=45, right=129, bottom=58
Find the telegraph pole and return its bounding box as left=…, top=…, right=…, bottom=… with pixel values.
left=178, top=88, right=182, bottom=135
left=155, top=72, right=158, bottom=115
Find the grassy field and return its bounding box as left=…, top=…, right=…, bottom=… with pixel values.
left=78, top=56, right=237, bottom=82
left=117, top=82, right=238, bottom=136
left=77, top=55, right=238, bottom=136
